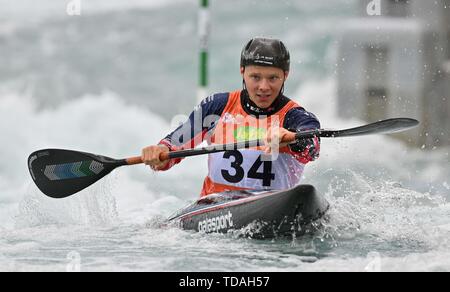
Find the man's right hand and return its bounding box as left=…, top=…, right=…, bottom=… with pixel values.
left=141, top=145, right=170, bottom=171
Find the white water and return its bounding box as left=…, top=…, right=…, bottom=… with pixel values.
left=1, top=0, right=449, bottom=272
left=1, top=79, right=449, bottom=271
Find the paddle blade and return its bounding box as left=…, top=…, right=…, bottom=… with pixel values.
left=324, top=118, right=420, bottom=137
left=296, top=118, right=420, bottom=139
left=27, top=149, right=125, bottom=198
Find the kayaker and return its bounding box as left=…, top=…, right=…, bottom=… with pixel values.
left=142, top=37, right=320, bottom=196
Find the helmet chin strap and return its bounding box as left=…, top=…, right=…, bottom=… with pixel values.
left=280, top=83, right=285, bottom=95
left=242, top=67, right=247, bottom=91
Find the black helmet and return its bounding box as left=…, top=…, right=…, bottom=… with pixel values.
left=240, top=37, right=290, bottom=71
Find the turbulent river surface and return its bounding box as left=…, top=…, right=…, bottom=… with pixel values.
left=0, top=0, right=449, bottom=271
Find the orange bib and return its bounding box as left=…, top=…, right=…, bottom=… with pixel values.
left=200, top=91, right=305, bottom=196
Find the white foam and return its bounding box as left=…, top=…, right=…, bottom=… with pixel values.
left=0, top=90, right=209, bottom=231
left=0, top=76, right=449, bottom=271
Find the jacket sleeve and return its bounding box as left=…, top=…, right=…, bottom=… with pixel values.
left=283, top=107, right=321, bottom=164
left=157, top=93, right=229, bottom=171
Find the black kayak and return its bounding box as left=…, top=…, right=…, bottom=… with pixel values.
left=167, top=185, right=329, bottom=238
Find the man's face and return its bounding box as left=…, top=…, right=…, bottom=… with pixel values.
left=241, top=65, right=289, bottom=109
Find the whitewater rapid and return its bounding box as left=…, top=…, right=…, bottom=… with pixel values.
left=1, top=78, right=449, bottom=271
left=0, top=0, right=449, bottom=272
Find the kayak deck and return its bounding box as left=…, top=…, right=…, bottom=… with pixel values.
left=168, top=184, right=329, bottom=238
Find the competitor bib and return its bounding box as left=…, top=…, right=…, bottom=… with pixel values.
left=200, top=90, right=305, bottom=196
left=208, top=149, right=304, bottom=190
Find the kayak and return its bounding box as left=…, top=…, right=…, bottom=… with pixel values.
left=167, top=184, right=329, bottom=238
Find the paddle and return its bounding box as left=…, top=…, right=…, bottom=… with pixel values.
left=293, top=117, right=419, bottom=139
left=28, top=118, right=419, bottom=198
